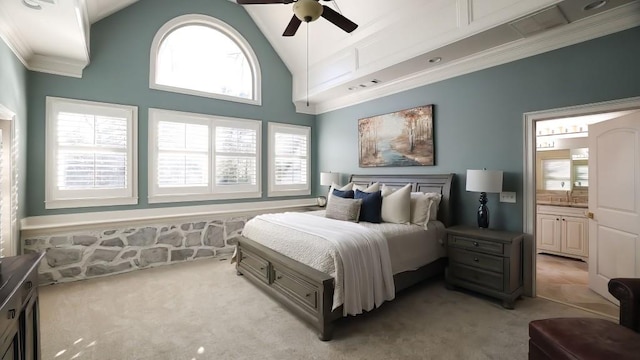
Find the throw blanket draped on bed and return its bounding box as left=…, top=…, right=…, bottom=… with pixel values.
left=243, top=212, right=395, bottom=316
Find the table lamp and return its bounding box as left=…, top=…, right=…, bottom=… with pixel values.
left=318, top=172, right=340, bottom=206
left=466, top=169, right=503, bottom=228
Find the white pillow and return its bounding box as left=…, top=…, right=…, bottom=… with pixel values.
left=326, top=182, right=354, bottom=205
left=353, top=182, right=380, bottom=193
left=427, top=192, right=442, bottom=221
left=381, top=184, right=411, bottom=224
left=410, top=192, right=432, bottom=226
left=410, top=192, right=443, bottom=227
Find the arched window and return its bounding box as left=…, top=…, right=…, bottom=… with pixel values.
left=150, top=15, right=261, bottom=105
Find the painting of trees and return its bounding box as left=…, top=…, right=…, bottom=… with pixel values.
left=358, top=105, right=434, bottom=167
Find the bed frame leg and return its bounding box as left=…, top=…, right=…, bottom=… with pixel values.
left=318, top=324, right=334, bottom=341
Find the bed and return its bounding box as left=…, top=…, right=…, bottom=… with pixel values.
left=235, top=174, right=455, bottom=340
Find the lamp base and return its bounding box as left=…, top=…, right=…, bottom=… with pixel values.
left=477, top=192, right=490, bottom=228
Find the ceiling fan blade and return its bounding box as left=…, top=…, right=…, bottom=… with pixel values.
left=236, top=0, right=290, bottom=4
left=283, top=15, right=302, bottom=37
left=321, top=5, right=358, bottom=33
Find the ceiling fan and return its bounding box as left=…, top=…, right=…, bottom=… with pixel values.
left=236, top=0, right=358, bottom=37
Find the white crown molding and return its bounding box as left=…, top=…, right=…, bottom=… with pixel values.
left=20, top=198, right=318, bottom=233
left=311, top=2, right=640, bottom=115
left=27, top=54, right=86, bottom=78
left=0, top=1, right=90, bottom=78
left=0, top=7, right=33, bottom=68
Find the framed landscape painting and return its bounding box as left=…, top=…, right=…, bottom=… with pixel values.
left=358, top=105, right=434, bottom=167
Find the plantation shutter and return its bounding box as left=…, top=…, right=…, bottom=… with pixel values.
left=157, top=121, right=209, bottom=187
left=214, top=126, right=257, bottom=186
left=274, top=132, right=308, bottom=185
left=56, top=112, right=128, bottom=190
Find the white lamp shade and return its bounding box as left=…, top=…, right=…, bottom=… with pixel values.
left=320, top=172, right=340, bottom=186
left=466, top=169, right=503, bottom=193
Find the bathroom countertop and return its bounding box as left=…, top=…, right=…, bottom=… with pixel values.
left=536, top=201, right=588, bottom=208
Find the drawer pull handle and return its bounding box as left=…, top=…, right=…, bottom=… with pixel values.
left=473, top=257, right=479, bottom=262
left=25, top=281, right=33, bottom=290
left=8, top=309, right=15, bottom=319
left=473, top=242, right=479, bottom=247
left=277, top=275, right=283, bottom=280
left=305, top=293, right=311, bottom=297
left=260, top=267, right=265, bottom=271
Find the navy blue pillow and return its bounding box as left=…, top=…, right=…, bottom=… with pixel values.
left=332, top=189, right=354, bottom=198
left=354, top=189, right=382, bottom=223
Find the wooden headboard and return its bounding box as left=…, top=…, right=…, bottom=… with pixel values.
left=349, top=174, right=455, bottom=228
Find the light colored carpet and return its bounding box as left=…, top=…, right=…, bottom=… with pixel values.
left=39, top=258, right=608, bottom=360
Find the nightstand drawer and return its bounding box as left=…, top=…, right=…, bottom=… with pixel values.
left=449, top=264, right=503, bottom=292
left=238, top=248, right=270, bottom=284
left=449, top=235, right=503, bottom=255
left=449, top=248, right=503, bottom=273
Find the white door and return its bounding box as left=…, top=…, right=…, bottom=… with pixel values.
left=588, top=111, right=640, bottom=303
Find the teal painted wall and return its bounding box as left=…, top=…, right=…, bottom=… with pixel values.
left=316, top=26, right=640, bottom=232
left=0, top=38, right=28, bottom=220
left=26, top=0, right=314, bottom=216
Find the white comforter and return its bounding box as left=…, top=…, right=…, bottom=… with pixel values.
left=241, top=212, right=395, bottom=316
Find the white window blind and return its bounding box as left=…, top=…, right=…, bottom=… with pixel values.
left=542, top=159, right=571, bottom=190
left=157, top=121, right=209, bottom=187
left=45, top=97, right=138, bottom=209
left=274, top=132, right=307, bottom=185
left=56, top=112, right=128, bottom=190
left=268, top=123, right=310, bottom=197
left=149, top=109, right=261, bottom=203
left=214, top=126, right=257, bottom=187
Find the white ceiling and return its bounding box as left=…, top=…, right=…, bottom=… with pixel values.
left=0, top=0, right=639, bottom=113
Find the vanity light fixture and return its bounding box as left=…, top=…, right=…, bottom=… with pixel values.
left=583, top=0, right=607, bottom=11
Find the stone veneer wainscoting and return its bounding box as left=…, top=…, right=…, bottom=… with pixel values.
left=23, top=216, right=250, bottom=285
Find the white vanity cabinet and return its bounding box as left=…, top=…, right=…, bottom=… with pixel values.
left=536, top=205, right=588, bottom=261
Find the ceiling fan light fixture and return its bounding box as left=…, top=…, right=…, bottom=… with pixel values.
left=293, top=0, right=323, bottom=23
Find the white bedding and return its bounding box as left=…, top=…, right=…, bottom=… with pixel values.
left=240, top=211, right=446, bottom=316
left=242, top=212, right=395, bottom=316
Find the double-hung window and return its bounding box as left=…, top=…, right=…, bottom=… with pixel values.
left=45, top=97, right=138, bottom=209
left=148, top=109, right=261, bottom=203
left=268, top=123, right=310, bottom=197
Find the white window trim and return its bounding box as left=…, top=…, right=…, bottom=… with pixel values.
left=45, top=97, right=138, bottom=209
left=268, top=122, right=311, bottom=197
left=148, top=108, right=262, bottom=204
left=149, top=14, right=262, bottom=106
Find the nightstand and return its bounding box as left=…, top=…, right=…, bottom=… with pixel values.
left=445, top=225, right=524, bottom=309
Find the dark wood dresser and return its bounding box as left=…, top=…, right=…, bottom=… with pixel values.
left=0, top=253, right=44, bottom=360
left=445, top=225, right=523, bottom=309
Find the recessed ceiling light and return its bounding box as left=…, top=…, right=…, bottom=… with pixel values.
left=348, top=86, right=358, bottom=91
left=428, top=57, right=442, bottom=64
left=583, top=0, right=607, bottom=11
left=22, top=0, right=55, bottom=10
left=22, top=0, right=42, bottom=10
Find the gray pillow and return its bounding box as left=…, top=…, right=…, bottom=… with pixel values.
left=325, top=194, right=362, bottom=222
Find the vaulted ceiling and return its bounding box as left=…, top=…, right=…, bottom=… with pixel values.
left=1, top=0, right=639, bottom=114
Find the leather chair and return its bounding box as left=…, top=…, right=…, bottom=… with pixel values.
left=528, top=278, right=640, bottom=360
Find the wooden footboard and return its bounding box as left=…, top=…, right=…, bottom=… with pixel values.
left=236, top=173, right=454, bottom=340
left=236, top=235, right=447, bottom=340
left=236, top=235, right=341, bottom=340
